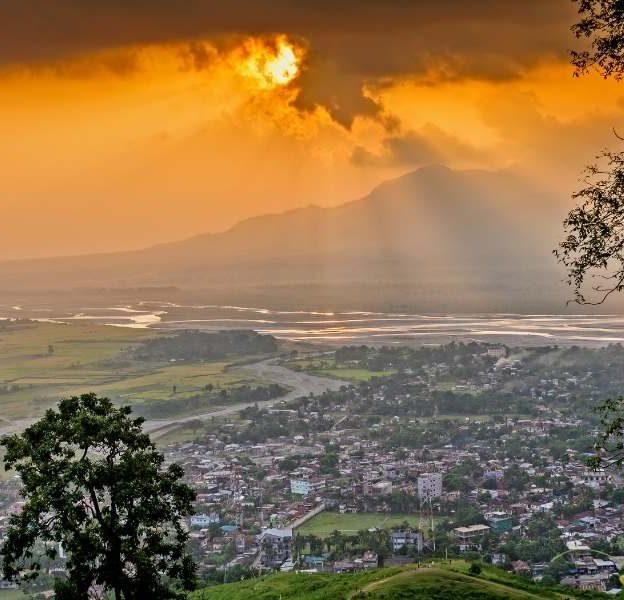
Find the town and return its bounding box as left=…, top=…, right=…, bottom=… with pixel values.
left=3, top=339, right=624, bottom=595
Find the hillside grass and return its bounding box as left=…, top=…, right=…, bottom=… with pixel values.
left=191, top=561, right=580, bottom=600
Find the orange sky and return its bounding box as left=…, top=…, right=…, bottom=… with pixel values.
left=2, top=1, right=624, bottom=260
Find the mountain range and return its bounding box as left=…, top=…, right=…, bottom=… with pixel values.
left=0, top=165, right=585, bottom=312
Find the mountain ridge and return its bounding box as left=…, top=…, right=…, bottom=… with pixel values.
left=0, top=164, right=578, bottom=312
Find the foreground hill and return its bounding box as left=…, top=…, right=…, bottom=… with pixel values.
left=0, top=164, right=576, bottom=311
left=190, top=563, right=604, bottom=600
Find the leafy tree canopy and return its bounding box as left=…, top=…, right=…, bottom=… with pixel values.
left=1, top=393, right=196, bottom=599
left=572, top=0, right=624, bottom=80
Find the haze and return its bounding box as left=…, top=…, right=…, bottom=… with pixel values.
left=1, top=0, right=623, bottom=260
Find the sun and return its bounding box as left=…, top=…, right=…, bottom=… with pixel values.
left=264, top=40, right=299, bottom=86
left=238, top=36, right=301, bottom=90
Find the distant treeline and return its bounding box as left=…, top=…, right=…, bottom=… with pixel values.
left=134, top=383, right=287, bottom=418
left=133, top=330, right=278, bottom=362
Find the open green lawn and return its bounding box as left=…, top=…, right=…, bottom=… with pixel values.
left=0, top=591, right=25, bottom=599
left=283, top=359, right=396, bottom=382
left=296, top=512, right=436, bottom=538
left=311, top=368, right=397, bottom=382
left=191, top=561, right=578, bottom=599
left=0, top=321, right=274, bottom=419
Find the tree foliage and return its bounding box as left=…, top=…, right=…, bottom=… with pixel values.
left=571, top=0, right=624, bottom=80
left=587, top=396, right=624, bottom=469
left=555, top=148, right=624, bottom=304
left=556, top=2, right=624, bottom=303
left=1, top=393, right=196, bottom=599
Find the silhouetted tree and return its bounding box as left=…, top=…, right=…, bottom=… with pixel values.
left=571, top=0, right=624, bottom=80
left=557, top=2, right=624, bottom=303
left=1, top=393, right=196, bottom=599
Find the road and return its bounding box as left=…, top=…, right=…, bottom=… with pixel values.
left=143, top=359, right=345, bottom=438
left=0, top=359, right=346, bottom=440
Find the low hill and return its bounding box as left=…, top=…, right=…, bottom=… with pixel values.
left=190, top=562, right=603, bottom=600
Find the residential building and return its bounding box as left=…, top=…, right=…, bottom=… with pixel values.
left=417, top=472, right=443, bottom=500
left=453, top=524, right=490, bottom=551
left=259, top=528, right=293, bottom=568
left=391, top=530, right=423, bottom=553
left=485, top=511, right=513, bottom=533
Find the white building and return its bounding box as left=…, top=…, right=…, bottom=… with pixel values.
left=190, top=513, right=220, bottom=527
left=290, top=478, right=325, bottom=496
left=417, top=472, right=443, bottom=500
left=391, top=530, right=423, bottom=552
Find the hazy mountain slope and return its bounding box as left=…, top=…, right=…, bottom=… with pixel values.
left=0, top=165, right=572, bottom=310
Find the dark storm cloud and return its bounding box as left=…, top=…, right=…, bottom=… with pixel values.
left=1, top=0, right=577, bottom=125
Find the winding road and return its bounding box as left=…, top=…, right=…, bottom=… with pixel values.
left=0, top=359, right=346, bottom=441
left=143, top=359, right=345, bottom=438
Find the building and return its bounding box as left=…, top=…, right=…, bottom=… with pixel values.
left=259, top=528, right=293, bottom=568
left=190, top=513, right=220, bottom=528
left=487, top=346, right=507, bottom=358
left=372, top=481, right=393, bottom=495
left=417, top=472, right=443, bottom=500
left=391, top=530, right=423, bottom=553
left=583, top=469, right=611, bottom=489
left=453, top=524, right=490, bottom=551
left=484, top=511, right=513, bottom=533
left=560, top=574, right=608, bottom=592
left=290, top=478, right=325, bottom=496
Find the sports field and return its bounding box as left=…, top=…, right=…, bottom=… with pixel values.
left=296, top=512, right=432, bottom=537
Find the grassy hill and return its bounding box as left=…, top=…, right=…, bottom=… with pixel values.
left=191, top=562, right=603, bottom=600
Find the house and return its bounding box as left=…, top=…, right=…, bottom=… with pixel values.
left=259, top=528, right=293, bottom=568
left=560, top=573, right=608, bottom=592
left=511, top=560, right=530, bottom=575
left=484, top=511, right=513, bottom=533
left=391, top=530, right=423, bottom=553
left=190, top=513, right=219, bottom=527
left=290, top=478, right=325, bottom=496
left=453, top=524, right=490, bottom=551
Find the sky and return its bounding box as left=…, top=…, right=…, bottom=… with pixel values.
left=2, top=0, right=624, bottom=260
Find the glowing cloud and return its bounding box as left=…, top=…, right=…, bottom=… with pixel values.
left=236, top=36, right=302, bottom=89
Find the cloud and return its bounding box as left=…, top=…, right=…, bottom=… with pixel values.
left=351, top=125, right=488, bottom=168
left=0, top=0, right=578, bottom=127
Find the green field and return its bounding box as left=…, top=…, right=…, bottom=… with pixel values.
left=0, top=321, right=274, bottom=420
left=284, top=359, right=396, bottom=382
left=0, top=591, right=24, bottom=600
left=191, top=561, right=580, bottom=599
left=296, top=512, right=432, bottom=537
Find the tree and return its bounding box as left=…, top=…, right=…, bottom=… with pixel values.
left=555, top=148, right=624, bottom=304
left=571, top=0, right=624, bottom=80
left=588, top=396, right=624, bottom=469
left=47, top=344, right=54, bottom=356
left=1, top=393, right=196, bottom=599
left=557, top=2, right=624, bottom=304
